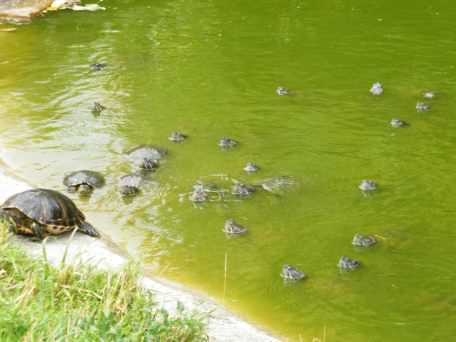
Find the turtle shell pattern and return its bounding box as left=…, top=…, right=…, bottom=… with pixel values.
left=63, top=170, right=105, bottom=188
left=1, top=188, right=85, bottom=235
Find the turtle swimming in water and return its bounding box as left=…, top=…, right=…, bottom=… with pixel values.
left=276, top=86, right=289, bottom=96
left=126, top=145, right=167, bottom=170
left=118, top=173, right=144, bottom=196
left=280, top=264, right=306, bottom=281
left=223, top=219, right=248, bottom=235
left=369, top=82, right=383, bottom=96
left=92, top=102, right=106, bottom=116
left=337, top=256, right=361, bottom=271
left=63, top=170, right=105, bottom=195
left=0, top=188, right=100, bottom=239
left=168, top=132, right=187, bottom=143
left=244, top=162, right=259, bottom=173
left=219, top=138, right=238, bottom=149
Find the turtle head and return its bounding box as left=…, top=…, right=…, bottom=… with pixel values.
left=79, top=184, right=94, bottom=195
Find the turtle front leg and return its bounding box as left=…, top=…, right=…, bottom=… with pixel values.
left=0, top=210, right=17, bottom=234
left=67, top=185, right=79, bottom=193
left=31, top=222, right=46, bottom=241
left=77, top=221, right=100, bottom=238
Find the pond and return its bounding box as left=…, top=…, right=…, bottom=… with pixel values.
left=1, top=0, right=456, bottom=340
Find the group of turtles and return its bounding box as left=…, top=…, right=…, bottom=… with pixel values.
left=278, top=82, right=437, bottom=281
left=0, top=70, right=437, bottom=283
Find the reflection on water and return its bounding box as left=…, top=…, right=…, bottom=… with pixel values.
left=2, top=0, right=456, bottom=340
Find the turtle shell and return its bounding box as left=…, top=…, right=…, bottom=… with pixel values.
left=1, top=189, right=85, bottom=227
left=63, top=170, right=105, bottom=188
left=126, top=145, right=167, bottom=167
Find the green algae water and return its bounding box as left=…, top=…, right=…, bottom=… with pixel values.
left=2, top=1, right=456, bottom=340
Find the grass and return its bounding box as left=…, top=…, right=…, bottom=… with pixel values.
left=0, top=223, right=207, bottom=341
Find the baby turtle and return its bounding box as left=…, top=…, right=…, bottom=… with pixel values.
left=0, top=188, right=99, bottom=239
left=338, top=256, right=361, bottom=271
left=280, top=264, right=306, bottom=281
left=189, top=182, right=224, bottom=203
left=126, top=145, right=166, bottom=170
left=359, top=180, right=377, bottom=192
left=232, top=183, right=256, bottom=197
left=90, top=63, right=107, bottom=71
left=223, top=219, right=248, bottom=235
left=369, top=82, right=383, bottom=96
left=352, top=233, right=377, bottom=247
left=219, top=138, right=238, bottom=149
left=244, top=162, right=259, bottom=173
left=168, top=132, right=187, bottom=143
left=92, top=102, right=106, bottom=115
left=276, top=86, right=289, bottom=96
left=416, top=102, right=430, bottom=112
left=261, top=176, right=295, bottom=194
left=63, top=170, right=105, bottom=194
left=119, top=173, right=144, bottom=196
left=390, top=118, right=408, bottom=128
left=423, top=91, right=436, bottom=99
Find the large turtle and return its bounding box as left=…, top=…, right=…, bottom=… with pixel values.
left=126, top=145, right=167, bottom=170
left=0, top=188, right=100, bottom=239
left=63, top=170, right=105, bottom=194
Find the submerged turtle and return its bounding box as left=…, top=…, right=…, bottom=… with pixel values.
left=359, top=180, right=377, bottom=192
left=90, top=63, right=107, bottom=71
left=231, top=183, right=256, bottom=197
left=92, top=102, right=106, bottom=115
left=261, top=176, right=295, bottom=194
left=390, top=118, right=408, bottom=128
left=370, top=82, right=383, bottom=96
left=338, top=256, right=361, bottom=271
left=352, top=233, right=377, bottom=247
left=280, top=265, right=306, bottom=281
left=168, top=132, right=187, bottom=143
left=219, top=138, right=238, bottom=149
left=0, top=188, right=99, bottom=239
left=244, top=162, right=259, bottom=173
left=119, top=173, right=144, bottom=196
left=223, top=219, right=248, bottom=235
left=189, top=182, right=224, bottom=203
left=126, top=145, right=166, bottom=170
left=63, top=170, right=105, bottom=194
left=416, top=102, right=430, bottom=112
left=276, top=86, right=289, bottom=96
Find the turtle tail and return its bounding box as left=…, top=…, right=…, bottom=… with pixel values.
left=77, top=221, right=100, bottom=238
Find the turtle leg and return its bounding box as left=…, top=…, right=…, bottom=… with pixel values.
left=77, top=221, right=100, bottom=238
left=0, top=210, right=17, bottom=234
left=31, top=222, right=45, bottom=241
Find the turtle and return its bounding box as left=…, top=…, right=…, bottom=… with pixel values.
left=370, top=82, right=383, bottom=96
left=223, top=219, right=248, bottom=235
left=0, top=188, right=99, bottom=239
left=280, top=264, right=306, bottom=281
left=260, top=176, right=295, bottom=194
left=337, top=256, right=361, bottom=271
left=416, top=102, right=430, bottom=112
left=390, top=118, right=408, bottom=128
left=189, top=181, right=224, bottom=203
left=63, top=170, right=105, bottom=194
left=90, top=63, right=107, bottom=71
left=92, top=102, right=106, bottom=116
left=276, top=86, right=289, bottom=96
left=126, top=145, right=166, bottom=170
left=168, top=132, right=187, bottom=143
left=359, top=180, right=377, bottom=192
left=219, top=138, right=238, bottom=149
left=352, top=233, right=377, bottom=248
left=244, top=162, right=259, bottom=173
left=119, top=173, right=144, bottom=196
left=231, top=183, right=256, bottom=197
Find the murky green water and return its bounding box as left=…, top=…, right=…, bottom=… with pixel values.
left=2, top=1, right=456, bottom=340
